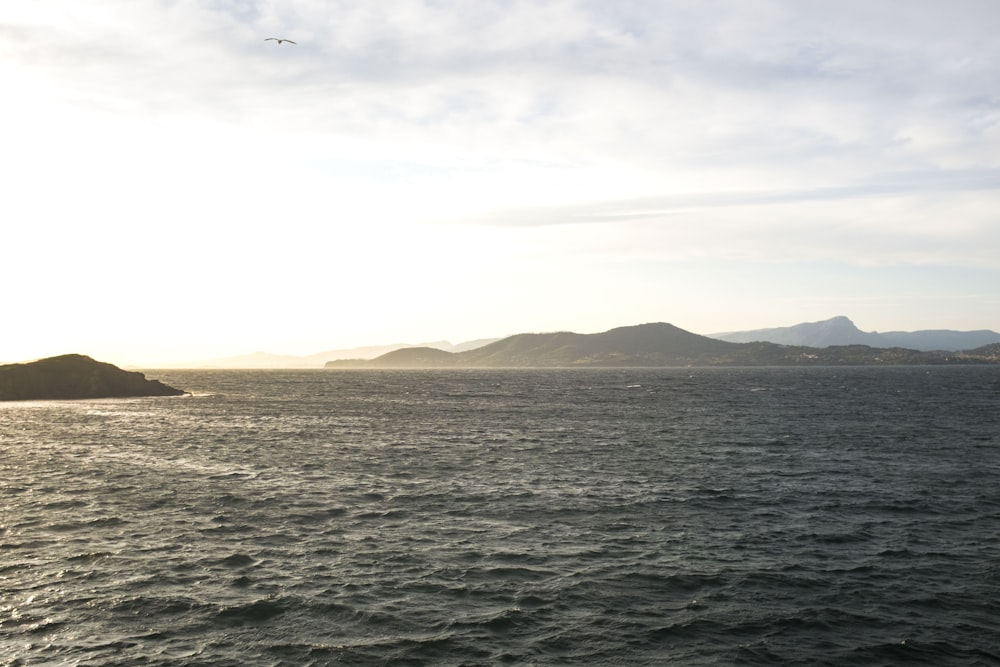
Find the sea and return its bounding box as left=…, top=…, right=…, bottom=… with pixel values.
left=1, top=366, right=999, bottom=666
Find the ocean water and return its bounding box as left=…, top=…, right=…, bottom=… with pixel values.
left=2, top=366, right=999, bottom=666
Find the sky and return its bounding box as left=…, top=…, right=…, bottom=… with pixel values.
left=2, top=0, right=999, bottom=366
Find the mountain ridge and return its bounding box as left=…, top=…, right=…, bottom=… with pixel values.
left=326, top=322, right=1000, bottom=368
left=104, top=317, right=1000, bottom=369
left=709, top=316, right=1000, bottom=351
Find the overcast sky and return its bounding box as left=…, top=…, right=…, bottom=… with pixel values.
left=3, top=1, right=999, bottom=365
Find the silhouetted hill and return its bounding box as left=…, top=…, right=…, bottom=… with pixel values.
left=326, top=322, right=1000, bottom=368
left=364, top=347, right=458, bottom=368
left=0, top=354, right=186, bottom=401
left=171, top=338, right=502, bottom=368
left=329, top=323, right=733, bottom=367
left=710, top=316, right=1000, bottom=351
left=460, top=323, right=736, bottom=366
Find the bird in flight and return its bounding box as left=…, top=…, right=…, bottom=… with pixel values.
left=265, top=38, right=296, bottom=45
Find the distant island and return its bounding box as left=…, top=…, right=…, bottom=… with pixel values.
left=0, top=354, right=186, bottom=401
left=326, top=322, right=1000, bottom=369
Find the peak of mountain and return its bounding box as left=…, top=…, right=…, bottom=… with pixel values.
left=711, top=316, right=872, bottom=347
left=709, top=317, right=1000, bottom=351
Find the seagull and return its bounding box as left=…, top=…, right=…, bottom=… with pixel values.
left=265, top=37, right=297, bottom=45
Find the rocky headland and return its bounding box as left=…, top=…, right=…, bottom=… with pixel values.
left=0, top=354, right=186, bottom=401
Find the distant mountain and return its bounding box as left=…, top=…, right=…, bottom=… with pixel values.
left=448, top=338, right=503, bottom=353
left=709, top=316, right=1000, bottom=351
left=340, top=323, right=733, bottom=368
left=0, top=354, right=186, bottom=401
left=326, top=322, right=1000, bottom=368
left=173, top=338, right=502, bottom=368
left=143, top=318, right=999, bottom=368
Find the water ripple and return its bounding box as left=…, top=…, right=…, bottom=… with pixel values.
left=2, top=367, right=998, bottom=665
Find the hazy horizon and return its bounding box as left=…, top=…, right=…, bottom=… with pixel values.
left=4, top=1, right=999, bottom=367
left=4, top=314, right=999, bottom=368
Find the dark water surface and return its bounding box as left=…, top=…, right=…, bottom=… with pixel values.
left=2, top=367, right=999, bottom=665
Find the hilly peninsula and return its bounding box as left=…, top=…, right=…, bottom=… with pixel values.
left=325, top=323, right=1000, bottom=369
left=0, top=354, right=186, bottom=401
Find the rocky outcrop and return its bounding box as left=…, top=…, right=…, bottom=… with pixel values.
left=0, top=354, right=186, bottom=401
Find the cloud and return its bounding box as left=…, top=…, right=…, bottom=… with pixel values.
left=471, top=166, right=1000, bottom=224
left=8, top=1, right=999, bottom=170
left=6, top=1, right=999, bottom=219
left=2, top=1, right=999, bottom=362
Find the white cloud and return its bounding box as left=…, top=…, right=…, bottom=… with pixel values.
left=2, top=0, right=999, bottom=363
